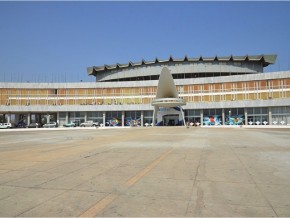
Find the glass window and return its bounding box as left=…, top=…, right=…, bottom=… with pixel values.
left=185, top=110, right=201, bottom=124
left=87, top=112, right=102, bottom=118
left=185, top=110, right=193, bottom=117
left=215, top=109, right=222, bottom=115
left=187, top=109, right=199, bottom=116
left=87, top=112, right=103, bottom=123
left=58, top=112, right=67, bottom=127
left=261, top=107, right=268, bottom=114
left=144, top=111, right=153, bottom=117
left=106, top=111, right=122, bottom=119
left=254, top=108, right=261, bottom=114
left=59, top=112, right=66, bottom=119
left=261, top=115, right=268, bottom=122
left=68, top=112, right=85, bottom=126
left=125, top=111, right=141, bottom=126
left=237, top=108, right=244, bottom=115
left=210, top=109, right=216, bottom=115
left=247, top=108, right=254, bottom=115
left=143, top=110, right=153, bottom=126
left=125, top=111, right=141, bottom=119
left=105, top=111, right=122, bottom=126
left=250, top=115, right=268, bottom=125
left=272, top=107, right=279, bottom=114
left=225, top=108, right=230, bottom=115
left=203, top=109, right=210, bottom=116
left=194, top=109, right=200, bottom=116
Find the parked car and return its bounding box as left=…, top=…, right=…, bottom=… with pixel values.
left=27, top=123, right=40, bottom=128
left=0, top=123, right=13, bottom=129
left=80, top=120, right=99, bottom=127
left=16, top=122, right=27, bottom=128
left=63, top=122, right=76, bottom=127
left=43, top=122, right=58, bottom=128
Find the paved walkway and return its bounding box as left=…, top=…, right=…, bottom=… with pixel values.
left=0, top=127, right=290, bottom=217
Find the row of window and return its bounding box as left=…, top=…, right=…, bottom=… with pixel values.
left=2, top=90, right=290, bottom=106
left=1, top=78, right=289, bottom=96
left=2, top=107, right=290, bottom=126
left=1, top=79, right=290, bottom=106
left=103, top=61, right=260, bottom=80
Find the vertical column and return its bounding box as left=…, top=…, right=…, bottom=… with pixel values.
left=7, top=113, right=11, bottom=123
left=65, top=112, right=69, bottom=123
left=152, top=106, right=158, bottom=126
left=27, top=113, right=31, bottom=125
left=180, top=106, right=186, bottom=127
left=122, top=111, right=125, bottom=127
left=222, top=108, right=225, bottom=125
left=141, top=111, right=144, bottom=127
left=84, top=112, right=87, bottom=122
left=57, top=112, right=60, bottom=126
left=268, top=107, right=272, bottom=126
left=244, top=108, right=248, bottom=125
left=46, top=114, right=50, bottom=124
left=200, top=109, right=203, bottom=126
left=103, top=112, right=106, bottom=126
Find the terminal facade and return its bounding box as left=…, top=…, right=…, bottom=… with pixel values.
left=1, top=54, right=290, bottom=127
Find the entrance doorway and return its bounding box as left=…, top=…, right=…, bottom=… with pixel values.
left=163, top=115, right=179, bottom=126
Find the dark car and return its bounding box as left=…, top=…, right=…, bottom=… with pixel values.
left=27, top=123, right=40, bottom=128
left=16, top=122, right=27, bottom=128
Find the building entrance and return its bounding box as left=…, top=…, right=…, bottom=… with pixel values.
left=163, top=115, right=179, bottom=126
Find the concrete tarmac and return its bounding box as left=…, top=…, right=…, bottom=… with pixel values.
left=0, top=127, right=290, bottom=217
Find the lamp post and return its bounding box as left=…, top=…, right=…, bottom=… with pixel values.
left=229, top=110, right=231, bottom=125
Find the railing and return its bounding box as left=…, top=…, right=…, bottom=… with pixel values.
left=151, top=98, right=186, bottom=106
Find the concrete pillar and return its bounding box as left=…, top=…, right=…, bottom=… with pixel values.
left=7, top=113, right=11, bottom=123
left=244, top=108, right=248, bottom=125
left=268, top=107, right=272, bottom=125
left=200, top=109, right=203, bottom=126
left=84, top=112, right=87, bottom=122
left=141, top=111, right=144, bottom=127
left=46, top=114, right=50, bottom=124
left=27, top=113, right=31, bottom=125
left=57, top=112, right=60, bottom=126
left=102, top=112, right=106, bottom=126
left=65, top=112, right=69, bottom=123
left=152, top=106, right=158, bottom=126
left=222, top=108, right=225, bottom=125
left=122, top=111, right=125, bottom=127
left=180, top=106, right=186, bottom=127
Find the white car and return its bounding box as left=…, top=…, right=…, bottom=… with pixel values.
left=43, top=122, right=58, bottom=128
left=80, top=121, right=99, bottom=127
left=0, top=123, right=13, bottom=129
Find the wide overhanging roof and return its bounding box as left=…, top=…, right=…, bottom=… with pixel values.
left=87, top=54, right=277, bottom=75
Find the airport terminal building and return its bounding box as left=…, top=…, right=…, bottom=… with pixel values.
left=1, top=54, right=290, bottom=127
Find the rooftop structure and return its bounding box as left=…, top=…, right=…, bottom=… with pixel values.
left=88, top=54, right=277, bottom=82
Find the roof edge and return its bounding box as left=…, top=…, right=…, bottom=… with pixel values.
left=88, top=54, right=277, bottom=75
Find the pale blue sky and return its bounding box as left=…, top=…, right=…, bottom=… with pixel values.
left=1, top=1, right=290, bottom=82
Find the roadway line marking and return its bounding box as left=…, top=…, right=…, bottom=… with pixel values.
left=78, top=148, right=173, bottom=217
left=79, top=193, right=118, bottom=217
left=126, top=148, right=174, bottom=186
